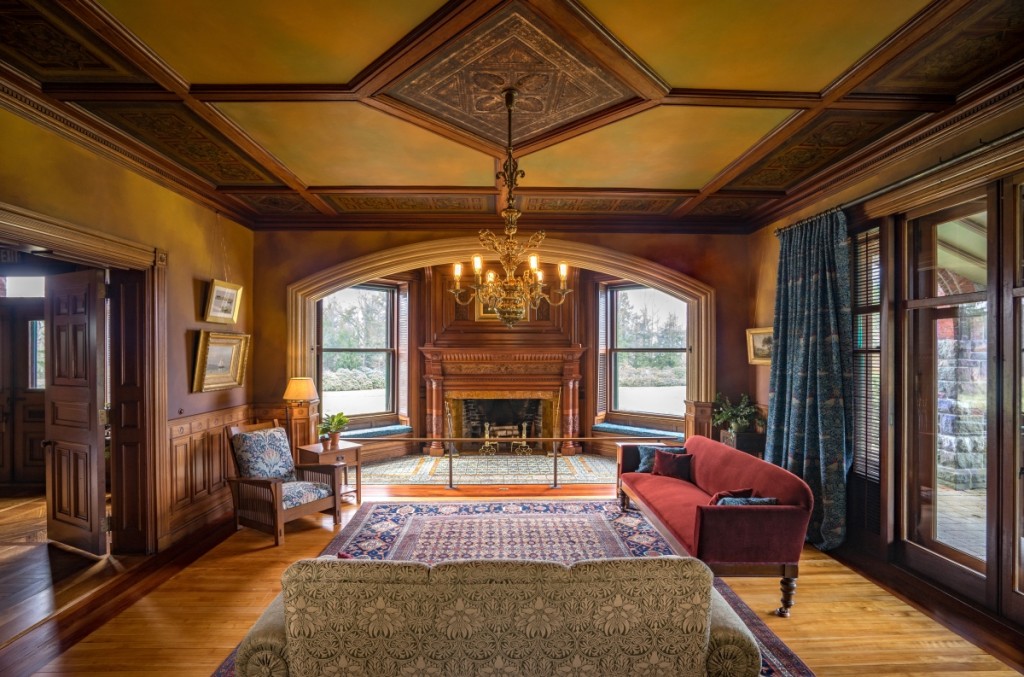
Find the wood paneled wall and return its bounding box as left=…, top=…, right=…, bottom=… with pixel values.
left=160, top=405, right=249, bottom=551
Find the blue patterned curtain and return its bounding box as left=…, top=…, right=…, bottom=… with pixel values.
left=765, top=210, right=853, bottom=551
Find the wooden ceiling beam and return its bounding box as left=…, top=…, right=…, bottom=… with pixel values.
left=59, top=0, right=336, bottom=217
left=43, top=84, right=179, bottom=102
left=190, top=85, right=361, bottom=102
left=673, top=0, right=975, bottom=218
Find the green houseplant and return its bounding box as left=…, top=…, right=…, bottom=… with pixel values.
left=318, top=412, right=350, bottom=448
left=711, top=393, right=764, bottom=433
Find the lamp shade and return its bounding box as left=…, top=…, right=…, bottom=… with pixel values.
left=283, top=377, right=319, bottom=402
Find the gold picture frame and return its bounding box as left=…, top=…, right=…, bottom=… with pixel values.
left=193, top=331, right=250, bottom=392
left=746, top=327, right=773, bottom=365
left=203, top=279, right=242, bottom=324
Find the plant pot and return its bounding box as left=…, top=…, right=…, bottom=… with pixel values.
left=720, top=430, right=766, bottom=458
left=328, top=431, right=341, bottom=448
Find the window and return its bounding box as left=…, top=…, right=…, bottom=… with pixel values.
left=2, top=276, right=44, bottom=297
left=607, top=285, right=688, bottom=417
left=318, top=285, right=395, bottom=417
left=29, top=319, right=45, bottom=389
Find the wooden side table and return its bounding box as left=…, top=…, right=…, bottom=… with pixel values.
left=298, top=441, right=362, bottom=504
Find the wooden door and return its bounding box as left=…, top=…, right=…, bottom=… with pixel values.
left=43, top=270, right=107, bottom=556
left=0, top=306, right=11, bottom=483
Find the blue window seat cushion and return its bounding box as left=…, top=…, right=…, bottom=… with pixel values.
left=592, top=422, right=684, bottom=440
left=340, top=425, right=413, bottom=439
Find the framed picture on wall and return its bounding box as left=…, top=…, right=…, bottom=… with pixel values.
left=193, top=330, right=250, bottom=392
left=746, top=327, right=773, bottom=365
left=203, top=279, right=243, bottom=324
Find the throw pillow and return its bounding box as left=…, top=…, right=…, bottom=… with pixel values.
left=709, top=488, right=755, bottom=505
left=635, top=444, right=687, bottom=473
left=652, top=449, right=692, bottom=481
left=717, top=496, right=779, bottom=506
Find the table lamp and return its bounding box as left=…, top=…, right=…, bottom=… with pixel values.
left=283, top=377, right=320, bottom=448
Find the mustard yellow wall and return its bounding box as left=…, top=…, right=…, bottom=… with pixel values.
left=0, top=108, right=254, bottom=417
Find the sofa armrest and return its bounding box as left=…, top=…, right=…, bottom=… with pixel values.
left=707, top=586, right=761, bottom=677
left=694, top=505, right=810, bottom=564
left=236, top=594, right=289, bottom=677
left=616, top=443, right=642, bottom=475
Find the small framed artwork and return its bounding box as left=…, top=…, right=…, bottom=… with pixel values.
left=203, top=279, right=242, bottom=324
left=193, top=330, right=250, bottom=392
left=746, top=327, right=773, bottom=365
left=474, top=297, right=500, bottom=321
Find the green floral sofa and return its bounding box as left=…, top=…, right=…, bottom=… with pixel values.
left=236, top=556, right=761, bottom=677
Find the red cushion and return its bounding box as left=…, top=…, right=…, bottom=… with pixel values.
left=652, top=449, right=692, bottom=481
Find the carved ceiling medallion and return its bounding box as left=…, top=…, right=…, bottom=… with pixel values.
left=385, top=1, right=634, bottom=146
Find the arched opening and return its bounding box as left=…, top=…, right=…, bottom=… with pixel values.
left=286, top=236, right=716, bottom=406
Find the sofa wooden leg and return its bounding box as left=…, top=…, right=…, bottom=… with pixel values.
left=775, top=577, right=797, bottom=617
left=618, top=491, right=630, bottom=510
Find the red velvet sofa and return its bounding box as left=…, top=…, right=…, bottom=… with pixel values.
left=617, top=434, right=814, bottom=616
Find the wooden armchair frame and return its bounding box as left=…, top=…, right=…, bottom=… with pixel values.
left=226, top=420, right=346, bottom=545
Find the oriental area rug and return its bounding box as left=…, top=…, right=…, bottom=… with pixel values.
left=214, top=501, right=814, bottom=676
left=359, top=453, right=618, bottom=485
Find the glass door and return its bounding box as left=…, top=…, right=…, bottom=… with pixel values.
left=902, top=195, right=991, bottom=603
left=1008, top=176, right=1024, bottom=625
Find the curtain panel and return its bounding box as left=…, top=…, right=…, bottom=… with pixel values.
left=766, top=210, right=854, bottom=551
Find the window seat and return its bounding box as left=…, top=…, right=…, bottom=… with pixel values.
left=589, top=422, right=684, bottom=457
left=340, top=425, right=413, bottom=439
left=591, top=422, right=684, bottom=439
left=334, top=425, right=415, bottom=462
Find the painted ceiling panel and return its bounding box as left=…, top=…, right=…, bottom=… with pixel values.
left=96, top=0, right=444, bottom=84
left=216, top=102, right=495, bottom=187
left=582, top=0, right=931, bottom=92
left=523, top=106, right=793, bottom=190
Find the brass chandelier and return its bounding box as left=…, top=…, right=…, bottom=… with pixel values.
left=451, top=88, right=571, bottom=328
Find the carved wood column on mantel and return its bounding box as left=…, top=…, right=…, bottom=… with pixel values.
left=685, top=400, right=714, bottom=440
left=419, top=345, right=585, bottom=457
left=423, top=351, right=445, bottom=455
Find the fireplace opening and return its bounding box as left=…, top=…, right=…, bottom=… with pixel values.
left=440, top=395, right=552, bottom=454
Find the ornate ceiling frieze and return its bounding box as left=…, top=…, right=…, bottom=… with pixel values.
left=80, top=102, right=278, bottom=186
left=0, top=0, right=148, bottom=83
left=323, top=194, right=495, bottom=214
left=727, top=111, right=916, bottom=191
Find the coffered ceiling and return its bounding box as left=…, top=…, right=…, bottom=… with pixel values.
left=1, top=0, right=1023, bottom=232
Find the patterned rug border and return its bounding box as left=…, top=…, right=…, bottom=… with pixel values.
left=214, top=500, right=814, bottom=676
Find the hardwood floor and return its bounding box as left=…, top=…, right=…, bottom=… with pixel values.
left=10, top=484, right=1023, bottom=676
left=0, top=490, right=145, bottom=651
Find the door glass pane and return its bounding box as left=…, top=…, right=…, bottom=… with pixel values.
left=611, top=351, right=685, bottom=416
left=912, top=199, right=987, bottom=298
left=1018, top=299, right=1024, bottom=595
left=29, top=320, right=44, bottom=389
left=909, top=302, right=987, bottom=568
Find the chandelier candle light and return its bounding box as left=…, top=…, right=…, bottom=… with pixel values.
left=451, top=88, right=572, bottom=328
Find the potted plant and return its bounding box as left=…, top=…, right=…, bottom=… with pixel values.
left=318, top=412, right=350, bottom=448
left=712, top=393, right=766, bottom=456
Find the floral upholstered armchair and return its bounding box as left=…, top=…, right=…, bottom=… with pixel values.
left=226, top=420, right=345, bottom=545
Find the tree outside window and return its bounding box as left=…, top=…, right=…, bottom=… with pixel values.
left=610, top=286, right=687, bottom=416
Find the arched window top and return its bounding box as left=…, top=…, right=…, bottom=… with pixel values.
left=287, top=236, right=716, bottom=402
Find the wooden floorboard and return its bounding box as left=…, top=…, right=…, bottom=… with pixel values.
left=8, top=485, right=1022, bottom=676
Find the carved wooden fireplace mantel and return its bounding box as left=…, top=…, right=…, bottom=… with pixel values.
left=420, top=345, right=585, bottom=456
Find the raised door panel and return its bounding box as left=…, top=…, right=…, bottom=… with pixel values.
left=191, top=432, right=210, bottom=500
left=170, top=437, right=191, bottom=510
